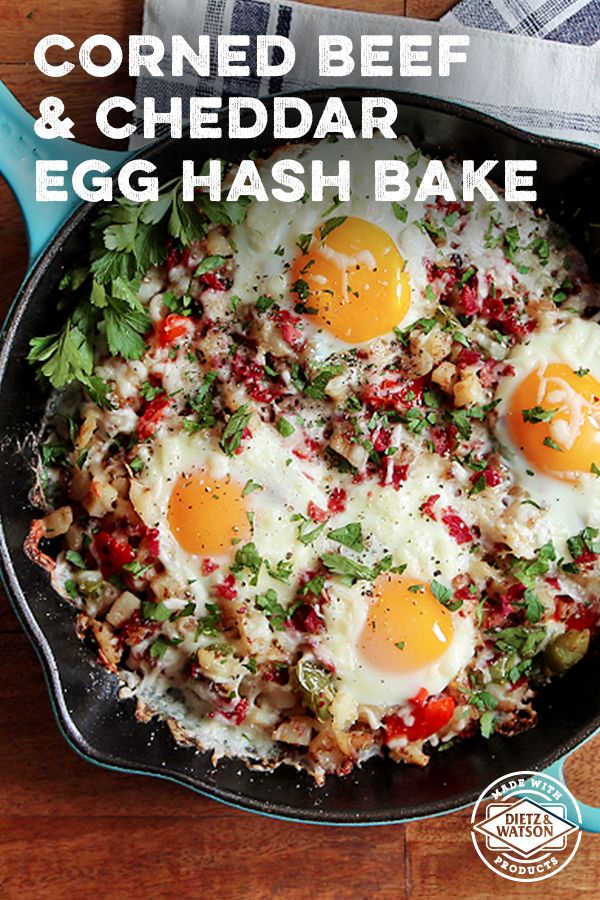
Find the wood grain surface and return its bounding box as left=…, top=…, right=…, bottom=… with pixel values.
left=0, top=2, right=598, bottom=897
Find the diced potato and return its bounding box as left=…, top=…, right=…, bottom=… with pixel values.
left=329, top=427, right=368, bottom=469
left=453, top=371, right=485, bottom=407
left=206, top=230, right=232, bottom=257
left=409, top=329, right=452, bottom=376
left=65, top=523, right=84, bottom=551
left=431, top=361, right=457, bottom=393
left=149, top=572, right=187, bottom=601
left=325, top=373, right=352, bottom=403
left=196, top=647, right=245, bottom=684
left=249, top=316, right=292, bottom=358
left=42, top=506, right=73, bottom=538
left=331, top=690, right=358, bottom=733
left=272, top=717, right=314, bottom=747
left=77, top=407, right=99, bottom=449
left=81, top=478, right=118, bottom=517
left=106, top=591, right=141, bottom=628
left=70, top=467, right=91, bottom=502
left=308, top=727, right=346, bottom=772
left=138, top=266, right=165, bottom=303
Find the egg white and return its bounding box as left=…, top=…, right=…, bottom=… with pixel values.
left=321, top=580, right=474, bottom=708
left=494, top=317, right=600, bottom=554
left=130, top=416, right=476, bottom=706
left=229, top=136, right=437, bottom=358
left=130, top=421, right=323, bottom=610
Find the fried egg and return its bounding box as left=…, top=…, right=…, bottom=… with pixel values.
left=322, top=574, right=474, bottom=707
left=130, top=422, right=323, bottom=604
left=130, top=412, right=475, bottom=704
left=41, top=127, right=600, bottom=778
left=495, top=317, right=600, bottom=550
left=290, top=215, right=411, bottom=344
left=230, top=136, right=436, bottom=358
left=167, top=470, right=250, bottom=556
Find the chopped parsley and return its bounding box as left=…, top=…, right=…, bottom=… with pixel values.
left=28, top=175, right=250, bottom=393
left=292, top=514, right=327, bottom=546
left=149, top=635, right=172, bottom=660
left=277, top=417, right=296, bottom=437
left=328, top=522, right=364, bottom=552
left=242, top=479, right=263, bottom=497
left=255, top=588, right=289, bottom=630
left=220, top=404, right=251, bottom=456
left=195, top=603, right=222, bottom=638
left=65, top=550, right=86, bottom=569
left=480, top=710, right=496, bottom=739
left=64, top=579, right=79, bottom=599
left=163, top=289, right=192, bottom=316
left=300, top=574, right=326, bottom=596
left=567, top=527, right=599, bottom=561
left=189, top=372, right=218, bottom=429
left=141, top=600, right=171, bottom=622
left=319, top=216, right=347, bottom=242
left=543, top=436, right=564, bottom=452
left=391, top=202, right=408, bottom=223
left=521, top=406, right=557, bottom=424
left=266, top=558, right=294, bottom=584
left=231, top=541, right=263, bottom=585
left=255, top=294, right=275, bottom=313
left=406, top=149, right=421, bottom=169
left=304, top=365, right=345, bottom=400
left=320, top=553, right=404, bottom=586
left=195, top=255, right=226, bottom=276
left=489, top=626, right=545, bottom=659
left=431, top=579, right=463, bottom=611
left=512, top=541, right=556, bottom=587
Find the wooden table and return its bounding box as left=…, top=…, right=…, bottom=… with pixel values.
left=0, top=2, right=598, bottom=896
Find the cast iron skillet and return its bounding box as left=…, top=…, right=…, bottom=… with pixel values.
left=1, top=87, right=599, bottom=827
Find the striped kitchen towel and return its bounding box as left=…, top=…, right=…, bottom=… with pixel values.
left=446, top=0, right=600, bottom=45
left=132, top=0, right=600, bottom=148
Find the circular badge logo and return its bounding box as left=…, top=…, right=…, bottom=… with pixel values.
left=470, top=770, right=581, bottom=882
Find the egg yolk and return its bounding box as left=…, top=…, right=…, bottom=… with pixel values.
left=507, top=363, right=600, bottom=480
left=358, top=575, right=454, bottom=673
left=167, top=470, right=249, bottom=556
left=290, top=216, right=410, bottom=343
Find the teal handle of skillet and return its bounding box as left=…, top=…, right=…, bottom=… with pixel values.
left=543, top=727, right=600, bottom=833
left=0, top=80, right=131, bottom=269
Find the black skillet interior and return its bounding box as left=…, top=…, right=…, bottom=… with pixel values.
left=1, top=91, right=599, bottom=824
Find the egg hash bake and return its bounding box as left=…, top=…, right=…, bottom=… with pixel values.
left=27, top=137, right=600, bottom=782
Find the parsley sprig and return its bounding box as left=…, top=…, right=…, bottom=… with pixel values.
left=28, top=174, right=250, bottom=397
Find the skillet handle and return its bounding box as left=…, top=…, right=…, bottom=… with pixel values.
left=543, top=728, right=600, bottom=833
left=0, top=81, right=130, bottom=268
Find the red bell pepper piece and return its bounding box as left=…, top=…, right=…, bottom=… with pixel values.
left=157, top=314, right=194, bottom=347
left=384, top=693, right=456, bottom=743
left=93, top=531, right=135, bottom=579
left=566, top=608, right=597, bottom=631
left=136, top=396, right=170, bottom=441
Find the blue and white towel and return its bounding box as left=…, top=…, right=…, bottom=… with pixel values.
left=447, top=0, right=600, bottom=45
left=133, top=0, right=600, bottom=148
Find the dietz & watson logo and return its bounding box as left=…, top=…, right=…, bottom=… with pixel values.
left=471, top=770, right=582, bottom=882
